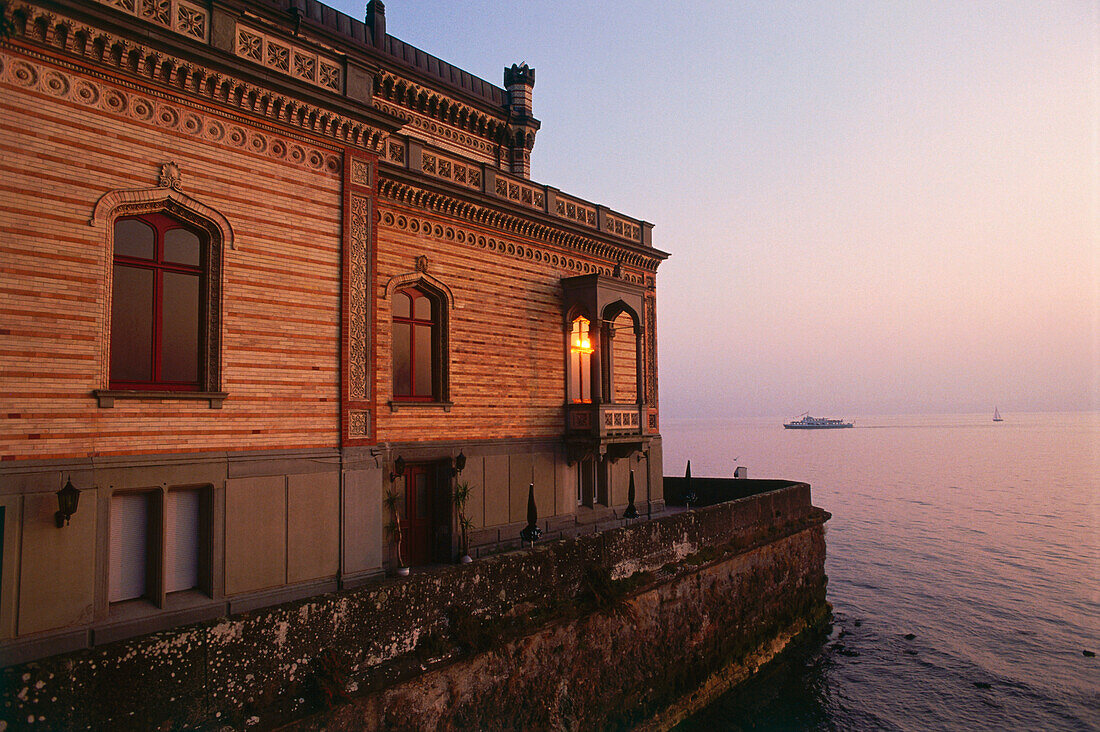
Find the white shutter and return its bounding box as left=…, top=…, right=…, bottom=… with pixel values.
left=165, top=489, right=200, bottom=593
left=109, top=493, right=151, bottom=602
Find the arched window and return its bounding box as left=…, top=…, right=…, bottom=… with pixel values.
left=569, top=316, right=593, bottom=403
left=110, top=213, right=205, bottom=390
left=392, top=287, right=440, bottom=401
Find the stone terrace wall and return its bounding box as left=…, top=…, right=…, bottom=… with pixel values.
left=1, top=484, right=827, bottom=730
left=665, top=477, right=804, bottom=508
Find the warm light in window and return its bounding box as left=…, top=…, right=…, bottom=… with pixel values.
left=570, top=317, right=594, bottom=354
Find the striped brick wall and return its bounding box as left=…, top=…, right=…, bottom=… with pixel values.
left=375, top=207, right=564, bottom=441
left=374, top=204, right=649, bottom=443
left=0, top=52, right=344, bottom=460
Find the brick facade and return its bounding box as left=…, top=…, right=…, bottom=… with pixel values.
left=0, top=0, right=667, bottom=665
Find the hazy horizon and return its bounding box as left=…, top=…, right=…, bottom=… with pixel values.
left=331, top=0, right=1099, bottom=420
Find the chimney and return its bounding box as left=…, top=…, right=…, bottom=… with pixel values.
left=366, top=0, right=386, bottom=48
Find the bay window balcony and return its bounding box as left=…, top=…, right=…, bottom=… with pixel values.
left=561, top=274, right=656, bottom=462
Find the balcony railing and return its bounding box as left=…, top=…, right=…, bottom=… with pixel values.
left=566, top=403, right=644, bottom=438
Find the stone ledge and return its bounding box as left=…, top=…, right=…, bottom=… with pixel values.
left=93, top=389, right=227, bottom=408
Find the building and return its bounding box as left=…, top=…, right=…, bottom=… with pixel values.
left=0, top=0, right=667, bottom=665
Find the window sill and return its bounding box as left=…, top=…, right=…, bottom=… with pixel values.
left=97, top=591, right=221, bottom=646
left=388, top=400, right=453, bottom=413
left=94, top=389, right=227, bottom=408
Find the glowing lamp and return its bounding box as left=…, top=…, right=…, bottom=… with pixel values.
left=570, top=318, right=594, bottom=354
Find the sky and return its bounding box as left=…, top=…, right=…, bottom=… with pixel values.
left=331, top=0, right=1098, bottom=419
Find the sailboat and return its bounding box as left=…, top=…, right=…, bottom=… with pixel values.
left=993, top=407, right=1004, bottom=422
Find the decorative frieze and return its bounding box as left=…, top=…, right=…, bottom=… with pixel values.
left=373, top=100, right=497, bottom=163
left=348, top=193, right=370, bottom=401
left=235, top=23, right=341, bottom=93
left=555, top=195, right=598, bottom=228
left=388, top=141, right=406, bottom=165
left=645, top=294, right=658, bottom=405
left=348, top=411, right=370, bottom=436
left=377, top=178, right=662, bottom=273
left=351, top=159, right=371, bottom=187
left=605, top=213, right=640, bottom=242
left=421, top=151, right=481, bottom=191
left=378, top=208, right=655, bottom=284
left=604, top=408, right=640, bottom=431
left=492, top=174, right=545, bottom=211
left=94, top=0, right=208, bottom=42
left=343, top=152, right=376, bottom=446
left=3, top=3, right=387, bottom=153
left=374, top=72, right=502, bottom=157
left=0, top=51, right=342, bottom=175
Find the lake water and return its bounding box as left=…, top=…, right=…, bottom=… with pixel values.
left=663, top=411, right=1099, bottom=731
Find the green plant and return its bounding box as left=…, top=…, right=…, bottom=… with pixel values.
left=581, top=564, right=638, bottom=623
left=453, top=480, right=474, bottom=558
left=382, top=488, right=405, bottom=568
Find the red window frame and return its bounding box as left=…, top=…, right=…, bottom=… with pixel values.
left=110, top=213, right=204, bottom=391
left=392, top=288, right=438, bottom=401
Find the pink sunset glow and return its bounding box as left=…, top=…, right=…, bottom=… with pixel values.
left=333, top=0, right=1098, bottom=417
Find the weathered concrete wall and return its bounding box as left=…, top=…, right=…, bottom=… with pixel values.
left=0, top=484, right=827, bottom=730
left=290, top=524, right=827, bottom=731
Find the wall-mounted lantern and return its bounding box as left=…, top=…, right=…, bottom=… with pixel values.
left=55, top=476, right=80, bottom=528
left=569, top=317, right=594, bottom=354
left=390, top=456, right=406, bottom=483
left=451, top=450, right=466, bottom=476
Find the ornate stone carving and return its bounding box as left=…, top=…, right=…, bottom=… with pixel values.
left=176, top=4, right=205, bottom=40
left=376, top=179, right=663, bottom=273
left=415, top=255, right=428, bottom=273
left=645, top=295, right=658, bottom=403
left=388, top=142, right=405, bottom=164
left=235, top=23, right=342, bottom=93
left=348, top=194, right=369, bottom=401
left=373, top=101, right=494, bottom=160
left=158, top=162, right=182, bottom=190
left=377, top=208, right=656, bottom=284
left=416, top=149, right=480, bottom=191
left=91, top=0, right=208, bottom=41
left=606, top=213, right=639, bottom=241
left=351, top=159, right=371, bottom=187
left=266, top=41, right=290, bottom=72
left=373, top=71, right=502, bottom=156
left=349, top=411, right=369, bottom=436
left=2, top=6, right=386, bottom=153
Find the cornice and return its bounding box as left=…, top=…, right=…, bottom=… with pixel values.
left=373, top=69, right=507, bottom=159
left=377, top=174, right=666, bottom=275
left=3, top=0, right=397, bottom=152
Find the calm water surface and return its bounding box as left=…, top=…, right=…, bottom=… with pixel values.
left=664, top=411, right=1099, bottom=731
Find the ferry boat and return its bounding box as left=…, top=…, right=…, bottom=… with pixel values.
left=783, top=414, right=854, bottom=429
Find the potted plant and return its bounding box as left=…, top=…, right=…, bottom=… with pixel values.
left=453, top=480, right=474, bottom=563
left=383, top=488, right=409, bottom=576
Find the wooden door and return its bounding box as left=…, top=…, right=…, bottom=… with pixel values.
left=402, top=464, right=434, bottom=566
